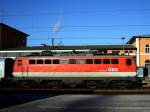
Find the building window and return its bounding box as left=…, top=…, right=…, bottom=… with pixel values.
left=112, top=51, right=120, bottom=54
left=145, top=60, right=150, bottom=67
left=145, top=60, right=150, bottom=64
left=145, top=44, right=150, bottom=53
left=130, top=50, right=133, bottom=53
left=22, top=39, right=26, bottom=45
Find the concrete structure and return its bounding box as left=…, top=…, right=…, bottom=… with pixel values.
left=0, top=23, right=29, bottom=49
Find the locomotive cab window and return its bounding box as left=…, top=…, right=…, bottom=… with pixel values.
left=29, top=59, right=36, bottom=64
left=94, top=59, right=101, bottom=64
left=103, top=59, right=110, bottom=64
left=126, top=59, right=132, bottom=66
left=86, top=59, right=93, bottom=64
left=37, top=59, right=43, bottom=64
left=111, top=59, right=119, bottom=64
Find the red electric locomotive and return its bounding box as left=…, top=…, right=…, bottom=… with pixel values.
left=12, top=54, right=137, bottom=88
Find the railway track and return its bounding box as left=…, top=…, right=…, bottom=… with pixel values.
left=0, top=87, right=150, bottom=94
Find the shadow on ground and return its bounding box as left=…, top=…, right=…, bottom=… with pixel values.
left=0, top=91, right=60, bottom=109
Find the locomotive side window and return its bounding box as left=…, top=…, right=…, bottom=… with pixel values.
left=103, top=59, right=110, bottom=64
left=45, top=59, right=51, bottom=64
left=60, top=60, right=68, bottom=64
left=37, top=59, right=43, bottom=64
left=53, top=59, right=60, bottom=64
left=29, top=59, right=36, bottom=64
left=94, top=59, right=101, bottom=64
left=77, top=59, right=86, bottom=64
left=111, top=59, right=119, bottom=64
left=69, top=59, right=76, bottom=64
left=86, top=59, right=93, bottom=64
left=126, top=59, right=132, bottom=66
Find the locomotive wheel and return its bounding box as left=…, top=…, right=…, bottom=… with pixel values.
left=20, top=80, right=30, bottom=88
left=46, top=81, right=62, bottom=88
left=85, top=81, right=98, bottom=89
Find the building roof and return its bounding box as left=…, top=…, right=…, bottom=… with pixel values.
left=1, top=45, right=136, bottom=51
left=127, top=35, right=150, bottom=44
left=0, top=23, right=29, bottom=36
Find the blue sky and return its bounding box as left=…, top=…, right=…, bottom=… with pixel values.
left=1, top=0, right=150, bottom=46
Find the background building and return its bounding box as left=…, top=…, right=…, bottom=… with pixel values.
left=128, top=35, right=150, bottom=77
left=128, top=35, right=150, bottom=67
left=0, top=23, right=29, bottom=49
left=0, top=45, right=136, bottom=58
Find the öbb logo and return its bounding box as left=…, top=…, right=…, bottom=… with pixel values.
left=108, top=68, right=118, bottom=72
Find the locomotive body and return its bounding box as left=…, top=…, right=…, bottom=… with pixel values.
left=12, top=55, right=137, bottom=87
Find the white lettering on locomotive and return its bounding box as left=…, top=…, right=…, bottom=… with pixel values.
left=108, top=68, right=118, bottom=72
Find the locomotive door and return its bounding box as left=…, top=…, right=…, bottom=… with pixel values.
left=143, top=68, right=148, bottom=77
left=18, top=60, right=28, bottom=78
left=22, top=64, right=28, bottom=78
left=145, top=60, right=150, bottom=77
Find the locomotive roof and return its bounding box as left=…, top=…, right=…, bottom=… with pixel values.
left=1, top=44, right=136, bottom=51
left=20, top=55, right=135, bottom=59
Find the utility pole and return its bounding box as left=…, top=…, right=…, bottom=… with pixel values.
left=52, top=37, right=54, bottom=46
left=122, top=37, right=125, bottom=54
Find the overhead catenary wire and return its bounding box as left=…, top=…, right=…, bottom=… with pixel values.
left=1, top=8, right=150, bottom=30
left=28, top=37, right=131, bottom=40
left=2, top=8, right=150, bottom=16
left=0, top=8, right=149, bottom=47
left=22, top=27, right=150, bottom=32
left=14, top=24, right=150, bottom=30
